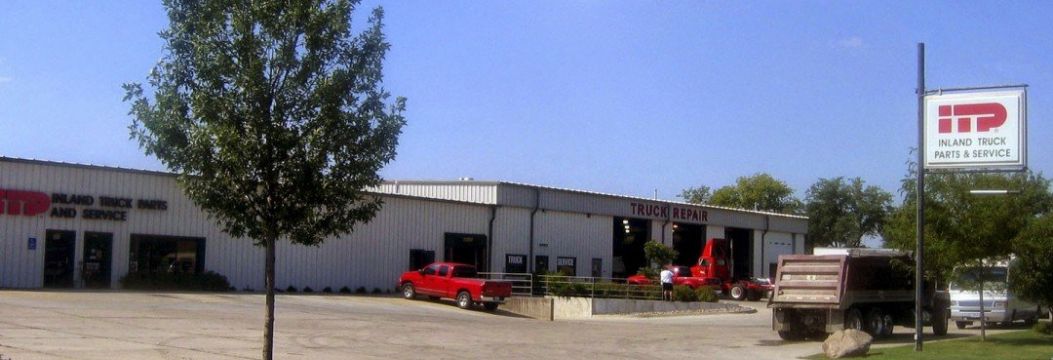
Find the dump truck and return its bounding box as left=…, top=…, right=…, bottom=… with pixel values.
left=768, top=249, right=949, bottom=340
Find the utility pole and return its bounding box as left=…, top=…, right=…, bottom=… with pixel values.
left=914, top=42, right=926, bottom=352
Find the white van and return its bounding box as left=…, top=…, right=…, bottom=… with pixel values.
left=948, top=260, right=1046, bottom=329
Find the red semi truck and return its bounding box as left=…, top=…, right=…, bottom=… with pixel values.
left=398, top=262, right=512, bottom=311
left=625, top=265, right=721, bottom=289
left=692, top=238, right=773, bottom=301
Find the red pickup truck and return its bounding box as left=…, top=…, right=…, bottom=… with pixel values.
left=398, top=262, right=512, bottom=311
left=626, top=265, right=721, bottom=289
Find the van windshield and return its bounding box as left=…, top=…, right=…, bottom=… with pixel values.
left=952, top=266, right=1007, bottom=289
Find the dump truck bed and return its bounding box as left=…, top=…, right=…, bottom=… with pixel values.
left=770, top=252, right=915, bottom=310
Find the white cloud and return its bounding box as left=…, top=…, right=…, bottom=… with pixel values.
left=836, top=36, right=864, bottom=49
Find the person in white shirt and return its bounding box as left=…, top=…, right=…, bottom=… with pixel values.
left=659, top=267, right=674, bottom=301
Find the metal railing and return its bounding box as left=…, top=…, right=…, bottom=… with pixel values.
left=479, top=272, right=664, bottom=300
left=478, top=272, right=534, bottom=296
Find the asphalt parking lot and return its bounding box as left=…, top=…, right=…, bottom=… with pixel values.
left=0, top=291, right=1021, bottom=360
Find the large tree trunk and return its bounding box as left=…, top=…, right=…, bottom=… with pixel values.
left=263, top=235, right=276, bottom=360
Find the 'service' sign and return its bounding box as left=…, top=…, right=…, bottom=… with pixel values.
left=924, top=89, right=1027, bottom=170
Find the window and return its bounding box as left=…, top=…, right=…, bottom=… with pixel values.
left=591, top=258, right=602, bottom=278
left=129, top=234, right=205, bottom=274
left=505, top=254, right=527, bottom=273
left=423, top=264, right=438, bottom=276
left=556, top=257, right=577, bottom=276
left=438, top=265, right=449, bottom=277
left=452, top=266, right=477, bottom=278
left=409, top=249, right=435, bottom=271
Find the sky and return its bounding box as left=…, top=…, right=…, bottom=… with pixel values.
left=1, top=1, right=1051, bottom=204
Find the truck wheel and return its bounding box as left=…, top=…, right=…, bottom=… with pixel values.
left=955, top=321, right=970, bottom=329
left=932, top=309, right=949, bottom=336
left=483, top=302, right=499, bottom=311
left=456, top=291, right=473, bottom=309
left=865, top=308, right=886, bottom=338
left=777, top=330, right=805, bottom=341
left=881, top=314, right=894, bottom=337
left=844, top=308, right=863, bottom=331
left=730, top=284, right=747, bottom=301
left=401, top=283, right=416, bottom=299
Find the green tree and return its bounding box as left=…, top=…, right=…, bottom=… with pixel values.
left=805, top=177, right=893, bottom=248
left=707, top=173, right=802, bottom=213
left=1009, top=213, right=1053, bottom=322
left=640, top=240, right=678, bottom=279
left=882, top=161, right=1052, bottom=286
left=123, top=1, right=405, bottom=359
left=678, top=185, right=711, bottom=204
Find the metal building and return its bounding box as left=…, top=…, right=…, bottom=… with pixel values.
left=0, top=157, right=807, bottom=291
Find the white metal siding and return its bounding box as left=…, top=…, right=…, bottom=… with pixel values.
left=490, top=207, right=531, bottom=272
left=533, top=211, right=612, bottom=277
left=763, top=232, right=795, bottom=277
left=373, top=183, right=497, bottom=204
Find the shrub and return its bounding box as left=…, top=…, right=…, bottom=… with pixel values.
left=322, top=287, right=333, bottom=293
left=339, top=286, right=352, bottom=294
left=371, top=287, right=382, bottom=294
left=120, top=271, right=232, bottom=292
left=242, top=287, right=255, bottom=292
left=303, top=286, right=314, bottom=293
left=695, top=286, right=719, bottom=303
left=672, top=285, right=698, bottom=302
left=1033, top=321, right=1052, bottom=335
left=355, top=286, right=367, bottom=294
left=286, top=286, right=298, bottom=293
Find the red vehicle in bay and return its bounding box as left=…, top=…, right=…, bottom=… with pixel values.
left=398, top=262, right=512, bottom=311
left=695, top=238, right=774, bottom=301
left=626, top=265, right=721, bottom=290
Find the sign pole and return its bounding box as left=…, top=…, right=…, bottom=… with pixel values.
left=915, top=42, right=926, bottom=352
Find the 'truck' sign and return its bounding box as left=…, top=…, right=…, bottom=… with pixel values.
left=924, top=89, right=1027, bottom=170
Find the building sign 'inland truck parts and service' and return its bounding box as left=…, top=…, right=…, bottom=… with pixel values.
left=924, top=89, right=1027, bottom=170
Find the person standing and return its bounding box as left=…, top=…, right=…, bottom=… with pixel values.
left=660, top=267, right=674, bottom=301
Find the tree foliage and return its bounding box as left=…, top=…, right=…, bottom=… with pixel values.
left=123, top=1, right=405, bottom=359
left=678, top=185, right=711, bottom=204
left=707, top=173, right=802, bottom=214
left=639, top=240, right=677, bottom=279
left=1009, top=213, right=1053, bottom=317
left=805, top=177, right=893, bottom=248
left=882, top=161, right=1052, bottom=283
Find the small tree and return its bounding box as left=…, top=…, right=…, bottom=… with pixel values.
left=640, top=240, right=677, bottom=279
left=123, top=1, right=405, bottom=359
left=1010, top=213, right=1053, bottom=322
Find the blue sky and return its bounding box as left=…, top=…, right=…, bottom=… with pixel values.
left=1, top=1, right=1050, bottom=203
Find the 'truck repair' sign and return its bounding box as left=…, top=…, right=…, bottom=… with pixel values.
left=924, top=89, right=1027, bottom=170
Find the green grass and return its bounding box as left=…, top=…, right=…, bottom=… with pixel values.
left=806, top=330, right=1053, bottom=360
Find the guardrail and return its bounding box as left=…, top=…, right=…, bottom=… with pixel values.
left=479, top=272, right=534, bottom=296
left=479, top=272, right=663, bottom=300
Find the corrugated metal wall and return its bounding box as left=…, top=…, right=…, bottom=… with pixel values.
left=373, top=182, right=498, bottom=204
left=490, top=207, right=531, bottom=272
left=3, top=159, right=809, bottom=291
left=762, top=232, right=796, bottom=278
left=533, top=210, right=612, bottom=276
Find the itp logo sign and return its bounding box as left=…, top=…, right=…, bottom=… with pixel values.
left=0, top=188, right=51, bottom=216
left=937, top=103, right=1007, bottom=134
left=923, top=88, right=1027, bottom=170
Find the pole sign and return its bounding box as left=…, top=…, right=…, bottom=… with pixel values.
left=923, top=89, right=1027, bottom=170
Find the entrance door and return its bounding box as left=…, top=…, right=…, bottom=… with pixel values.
left=44, top=230, right=76, bottom=288
left=443, top=233, right=487, bottom=271
left=82, top=232, right=113, bottom=288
